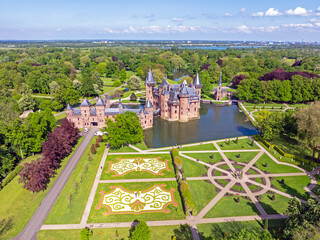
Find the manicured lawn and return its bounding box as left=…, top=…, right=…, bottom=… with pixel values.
left=254, top=153, right=302, bottom=174
left=218, top=138, right=259, bottom=150
left=108, top=141, right=148, bottom=153
left=225, top=151, right=259, bottom=164
left=204, top=196, right=260, bottom=218
left=243, top=102, right=285, bottom=107
left=183, top=152, right=222, bottom=164
left=180, top=156, right=208, bottom=177
left=259, top=194, right=290, bottom=215
left=88, top=181, right=184, bottom=223
left=179, top=143, right=216, bottom=151
left=54, top=112, right=66, bottom=121
left=101, top=154, right=175, bottom=180
left=38, top=225, right=179, bottom=240
left=197, top=219, right=285, bottom=240
left=271, top=176, right=311, bottom=200
left=188, top=180, right=217, bottom=212
left=45, top=137, right=106, bottom=224
left=0, top=137, right=84, bottom=239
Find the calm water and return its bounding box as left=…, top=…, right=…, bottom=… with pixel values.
left=144, top=103, right=258, bottom=148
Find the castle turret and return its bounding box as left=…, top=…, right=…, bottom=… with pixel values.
left=66, top=103, right=73, bottom=118
left=104, top=94, right=110, bottom=108
left=216, top=72, right=223, bottom=101
left=159, top=76, right=169, bottom=95
left=144, top=99, right=154, bottom=128
left=80, top=98, right=91, bottom=127
left=193, top=73, right=202, bottom=97
left=160, top=84, right=169, bottom=119
left=145, top=67, right=156, bottom=106
left=179, top=83, right=189, bottom=122
left=96, top=96, right=105, bottom=117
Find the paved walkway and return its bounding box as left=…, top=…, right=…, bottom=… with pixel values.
left=14, top=128, right=98, bottom=240
left=37, top=136, right=319, bottom=240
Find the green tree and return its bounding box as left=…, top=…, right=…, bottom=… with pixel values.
left=119, top=68, right=127, bottom=82
left=127, top=75, right=141, bottom=90
left=173, top=224, right=193, bottom=240
left=80, top=227, right=93, bottom=240
left=18, top=93, right=36, bottom=112
left=129, top=221, right=151, bottom=240
left=199, top=70, right=211, bottom=93
left=103, top=111, right=143, bottom=149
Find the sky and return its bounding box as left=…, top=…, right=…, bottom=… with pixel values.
left=0, top=0, right=320, bottom=41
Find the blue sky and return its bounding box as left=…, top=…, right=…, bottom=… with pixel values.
left=1, top=0, right=320, bottom=41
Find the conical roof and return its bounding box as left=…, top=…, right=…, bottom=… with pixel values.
left=146, top=67, right=156, bottom=84
left=145, top=99, right=153, bottom=108
left=162, top=87, right=169, bottom=95
left=66, top=103, right=72, bottom=110
left=193, top=72, right=202, bottom=87
left=80, top=98, right=91, bottom=107
left=96, top=96, right=105, bottom=106
left=159, top=77, right=169, bottom=88
left=218, top=72, right=222, bottom=86
left=179, top=84, right=189, bottom=95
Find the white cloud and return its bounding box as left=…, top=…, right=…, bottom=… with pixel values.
left=104, top=27, right=119, bottom=34
left=240, top=8, right=246, bottom=14
left=282, top=23, right=314, bottom=28
left=172, top=17, right=183, bottom=23
left=318, top=6, right=320, bottom=11
left=225, top=12, right=232, bottom=17
left=285, top=7, right=312, bottom=16
left=237, top=25, right=251, bottom=33
left=252, top=12, right=264, bottom=17
left=265, top=8, right=282, bottom=16
left=56, top=28, right=62, bottom=31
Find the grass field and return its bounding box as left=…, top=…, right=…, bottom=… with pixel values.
left=45, top=137, right=106, bottom=224
left=180, top=156, right=208, bottom=177
left=271, top=176, right=310, bottom=200
left=38, top=225, right=179, bottom=240
left=188, top=180, right=217, bottom=212
left=0, top=137, right=84, bottom=239
left=218, top=138, right=259, bottom=150
left=179, top=143, right=216, bottom=151
left=259, top=193, right=290, bottom=215
left=183, top=152, right=223, bottom=164
left=101, top=154, right=175, bottom=180
left=224, top=151, right=259, bottom=164
left=54, top=112, right=66, bottom=121
left=88, top=181, right=184, bottom=223
left=108, top=142, right=148, bottom=153
left=204, top=196, right=260, bottom=218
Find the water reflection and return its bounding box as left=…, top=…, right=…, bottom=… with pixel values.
left=144, top=103, right=258, bottom=148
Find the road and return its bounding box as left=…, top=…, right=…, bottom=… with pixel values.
left=13, top=128, right=98, bottom=240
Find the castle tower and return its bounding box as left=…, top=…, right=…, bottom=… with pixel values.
left=179, top=80, right=189, bottom=122
left=96, top=96, right=105, bottom=117
left=159, top=76, right=168, bottom=95
left=216, top=72, right=223, bottom=101
left=144, top=99, right=154, bottom=128
left=104, top=94, right=110, bottom=108
left=66, top=103, right=73, bottom=118
left=160, top=86, right=169, bottom=119
left=80, top=98, right=91, bottom=127
left=193, top=73, right=202, bottom=97
left=145, top=67, right=156, bottom=106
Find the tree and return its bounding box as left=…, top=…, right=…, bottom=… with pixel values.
left=225, top=229, right=274, bottom=240
left=127, top=75, right=141, bottom=90
left=119, top=68, right=127, bottom=82
left=173, top=224, right=193, bottom=240
left=199, top=70, right=211, bottom=93
left=130, top=93, right=137, bottom=102
left=18, top=93, right=36, bottom=111
left=129, top=221, right=151, bottom=240
left=103, top=111, right=143, bottom=149
left=258, top=112, right=285, bottom=140
left=80, top=227, right=93, bottom=240
left=152, top=68, right=165, bottom=83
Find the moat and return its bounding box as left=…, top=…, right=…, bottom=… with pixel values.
left=144, top=103, right=259, bottom=148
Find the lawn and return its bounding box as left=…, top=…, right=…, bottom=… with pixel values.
left=243, top=102, right=285, bottom=108
left=38, top=225, right=179, bottom=240
left=254, top=153, right=302, bottom=174
left=197, top=219, right=285, bottom=240
left=179, top=143, right=216, bottom=151
left=180, top=156, right=208, bottom=177
left=259, top=193, right=290, bottom=215
left=0, top=137, right=84, bottom=239
left=45, top=137, right=106, bottom=224
left=188, top=180, right=217, bottom=212
left=54, top=112, right=66, bottom=121
left=183, top=152, right=222, bottom=164
left=204, top=196, right=260, bottom=218
left=88, top=181, right=184, bottom=223
left=224, top=151, right=259, bottom=164
left=101, top=154, right=175, bottom=180
left=218, top=138, right=259, bottom=150
left=271, top=176, right=311, bottom=200
left=108, top=141, right=148, bottom=153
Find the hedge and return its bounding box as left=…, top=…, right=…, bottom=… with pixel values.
left=171, top=148, right=179, bottom=158
left=174, top=156, right=182, bottom=169
left=179, top=181, right=197, bottom=216
left=0, top=165, right=24, bottom=190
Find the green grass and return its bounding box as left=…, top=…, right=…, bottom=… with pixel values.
left=225, top=152, right=259, bottom=164
left=101, top=154, right=175, bottom=180
left=259, top=194, right=290, bottom=215
left=179, top=143, right=216, bottom=151
left=188, top=180, right=217, bottom=212
left=180, top=156, right=208, bottom=177
left=108, top=141, right=148, bottom=153
left=205, top=196, right=260, bottom=218
left=88, top=181, right=184, bottom=223
left=183, top=152, right=222, bottom=164
left=254, top=153, right=302, bottom=174
left=243, top=102, right=285, bottom=107
left=197, top=219, right=285, bottom=240
left=271, top=176, right=311, bottom=200
left=45, top=137, right=106, bottom=224
left=218, top=138, right=259, bottom=150
left=38, top=225, right=178, bottom=240
left=0, top=137, right=84, bottom=239
left=54, top=112, right=66, bottom=121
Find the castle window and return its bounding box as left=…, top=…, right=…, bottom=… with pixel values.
left=195, top=108, right=196, bottom=111
left=175, top=110, right=177, bottom=113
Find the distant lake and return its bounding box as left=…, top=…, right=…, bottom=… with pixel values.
left=144, top=103, right=259, bottom=148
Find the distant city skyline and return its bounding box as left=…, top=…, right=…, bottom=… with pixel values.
left=1, top=0, right=320, bottom=41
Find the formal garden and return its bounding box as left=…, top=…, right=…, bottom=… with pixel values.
left=36, top=135, right=320, bottom=239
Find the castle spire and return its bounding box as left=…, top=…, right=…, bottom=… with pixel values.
left=193, top=72, right=202, bottom=87
left=218, top=72, right=222, bottom=86
left=145, top=66, right=156, bottom=85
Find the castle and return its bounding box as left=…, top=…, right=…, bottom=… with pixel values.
left=213, top=72, right=228, bottom=101
left=66, top=68, right=203, bottom=129
left=146, top=68, right=202, bottom=122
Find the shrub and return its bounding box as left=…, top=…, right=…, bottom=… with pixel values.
left=90, top=144, right=97, bottom=154
left=1, top=165, right=24, bottom=189
left=179, top=181, right=197, bottom=215
left=174, top=156, right=183, bottom=169
left=171, top=148, right=179, bottom=158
